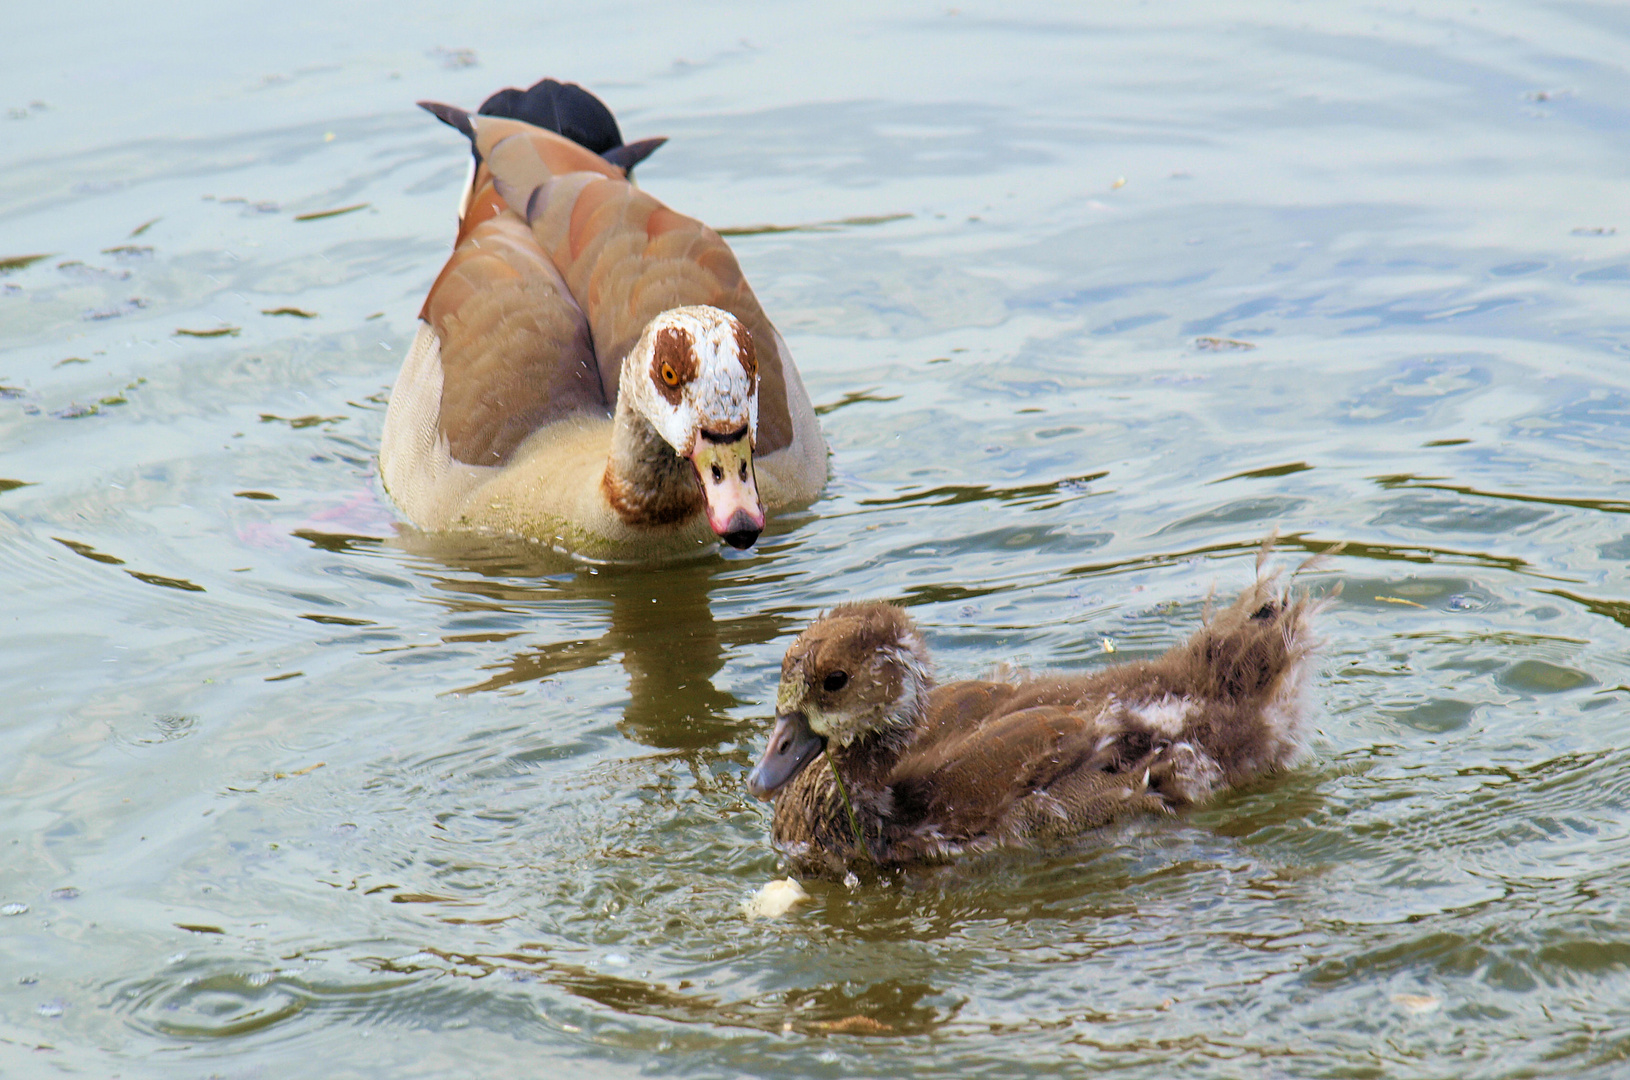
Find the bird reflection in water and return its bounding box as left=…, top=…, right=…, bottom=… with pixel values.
left=391, top=530, right=796, bottom=749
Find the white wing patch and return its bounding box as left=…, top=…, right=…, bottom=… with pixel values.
left=1130, top=695, right=1193, bottom=736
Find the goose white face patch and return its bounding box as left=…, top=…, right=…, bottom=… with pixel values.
left=630, top=306, right=759, bottom=455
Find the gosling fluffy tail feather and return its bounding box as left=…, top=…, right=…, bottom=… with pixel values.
left=1135, top=567, right=1329, bottom=805
left=1188, top=572, right=1323, bottom=708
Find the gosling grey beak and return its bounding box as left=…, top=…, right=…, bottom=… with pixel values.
left=746, top=711, right=825, bottom=800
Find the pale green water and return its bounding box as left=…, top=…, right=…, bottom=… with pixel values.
left=4, top=2, right=1630, bottom=1076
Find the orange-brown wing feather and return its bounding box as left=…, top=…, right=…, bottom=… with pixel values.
left=474, top=115, right=623, bottom=186
left=420, top=186, right=604, bottom=466
left=476, top=121, right=796, bottom=455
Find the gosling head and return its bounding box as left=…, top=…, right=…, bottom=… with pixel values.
left=622, top=305, right=764, bottom=550
left=746, top=603, right=931, bottom=800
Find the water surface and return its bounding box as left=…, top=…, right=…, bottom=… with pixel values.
left=5, top=2, right=1630, bottom=1076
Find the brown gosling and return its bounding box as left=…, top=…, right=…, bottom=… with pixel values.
left=747, top=567, right=1329, bottom=873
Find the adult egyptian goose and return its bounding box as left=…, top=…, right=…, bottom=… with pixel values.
left=747, top=565, right=1327, bottom=873
left=379, top=79, right=827, bottom=560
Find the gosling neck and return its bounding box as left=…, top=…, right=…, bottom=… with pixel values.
left=825, top=683, right=933, bottom=796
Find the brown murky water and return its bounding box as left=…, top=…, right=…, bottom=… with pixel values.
left=5, top=2, right=1630, bottom=1076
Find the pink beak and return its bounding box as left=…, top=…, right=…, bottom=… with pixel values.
left=691, top=434, right=764, bottom=550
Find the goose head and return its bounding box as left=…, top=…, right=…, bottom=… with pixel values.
left=620, top=305, right=765, bottom=549
left=747, top=603, right=931, bottom=799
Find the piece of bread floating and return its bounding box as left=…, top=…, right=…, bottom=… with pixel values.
left=741, top=878, right=812, bottom=920
left=380, top=79, right=826, bottom=560
left=747, top=545, right=1335, bottom=873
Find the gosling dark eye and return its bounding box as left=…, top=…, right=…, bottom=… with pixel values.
left=710, top=463, right=723, bottom=482
left=823, top=671, right=848, bottom=693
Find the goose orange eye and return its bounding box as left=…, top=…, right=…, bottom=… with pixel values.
left=660, top=362, right=680, bottom=387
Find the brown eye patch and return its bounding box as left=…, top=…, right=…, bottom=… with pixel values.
left=733, top=320, right=758, bottom=392
left=651, top=326, right=697, bottom=405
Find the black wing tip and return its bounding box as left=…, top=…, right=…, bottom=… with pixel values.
left=602, top=136, right=667, bottom=173
left=417, top=100, right=474, bottom=140
left=475, top=78, right=665, bottom=173
left=478, top=78, right=621, bottom=151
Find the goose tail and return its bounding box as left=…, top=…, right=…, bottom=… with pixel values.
left=476, top=78, right=665, bottom=173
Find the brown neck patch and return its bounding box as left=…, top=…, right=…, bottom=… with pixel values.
left=732, top=321, right=758, bottom=393
left=602, top=410, right=705, bottom=527
left=651, top=326, right=696, bottom=405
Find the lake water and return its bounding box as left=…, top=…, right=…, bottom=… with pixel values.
left=5, top=1, right=1630, bottom=1075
